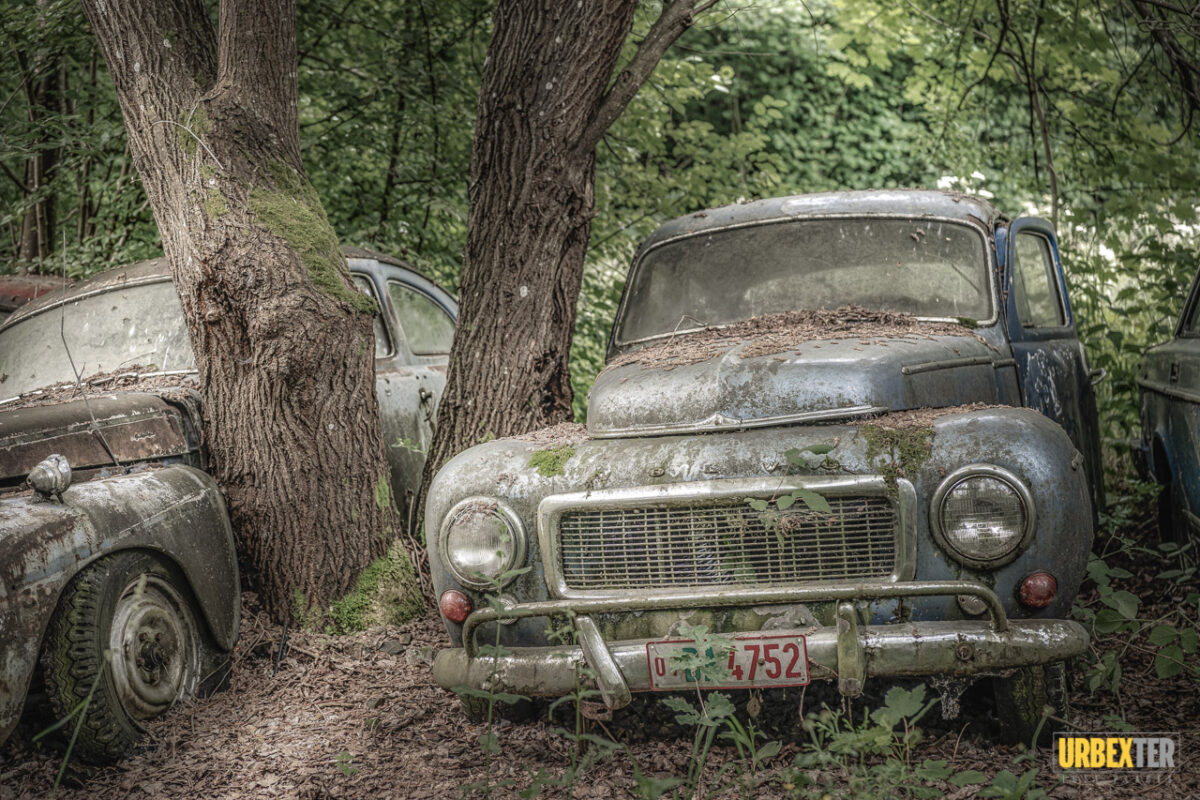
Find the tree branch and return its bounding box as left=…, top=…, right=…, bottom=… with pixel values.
left=576, top=0, right=721, bottom=153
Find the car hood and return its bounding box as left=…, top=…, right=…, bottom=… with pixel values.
left=588, top=335, right=1002, bottom=437
left=0, top=392, right=196, bottom=483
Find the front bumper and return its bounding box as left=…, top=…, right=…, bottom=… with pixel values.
left=432, top=581, right=1090, bottom=709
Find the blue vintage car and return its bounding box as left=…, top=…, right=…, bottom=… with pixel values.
left=1137, top=269, right=1200, bottom=540
left=427, top=190, right=1103, bottom=739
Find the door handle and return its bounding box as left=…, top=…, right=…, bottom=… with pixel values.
left=1170, top=362, right=1181, bottom=383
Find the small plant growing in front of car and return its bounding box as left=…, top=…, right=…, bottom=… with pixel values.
left=453, top=564, right=531, bottom=797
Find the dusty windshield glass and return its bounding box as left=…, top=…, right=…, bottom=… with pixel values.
left=0, top=281, right=195, bottom=398
left=616, top=218, right=990, bottom=345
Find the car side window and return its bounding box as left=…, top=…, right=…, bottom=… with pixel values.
left=1012, top=232, right=1066, bottom=328
left=351, top=275, right=393, bottom=358
left=387, top=281, right=455, bottom=355
left=1186, top=291, right=1200, bottom=335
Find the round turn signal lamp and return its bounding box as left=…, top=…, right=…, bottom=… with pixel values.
left=1018, top=572, right=1057, bottom=609
left=439, top=589, right=473, bottom=624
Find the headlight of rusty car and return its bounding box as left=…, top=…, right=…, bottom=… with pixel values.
left=931, top=464, right=1035, bottom=569
left=440, top=497, right=527, bottom=589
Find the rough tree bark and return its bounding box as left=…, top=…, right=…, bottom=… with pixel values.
left=81, top=0, right=418, bottom=621
left=421, top=0, right=719, bottom=502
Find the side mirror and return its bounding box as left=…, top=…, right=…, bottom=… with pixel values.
left=28, top=454, right=72, bottom=502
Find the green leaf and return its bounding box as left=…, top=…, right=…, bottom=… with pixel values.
left=1155, top=645, right=1184, bottom=678
left=949, top=770, right=989, bottom=786
left=478, top=732, right=500, bottom=754
left=756, top=740, right=782, bottom=761
left=1180, top=627, right=1198, bottom=653
left=1148, top=625, right=1178, bottom=646
left=792, top=488, right=832, bottom=513
left=747, top=498, right=770, bottom=512
left=1104, top=590, right=1140, bottom=620
left=915, top=759, right=953, bottom=781
left=777, top=493, right=796, bottom=510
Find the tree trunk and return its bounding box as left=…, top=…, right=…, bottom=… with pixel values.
left=421, top=0, right=718, bottom=503
left=81, top=0, right=418, bottom=622
left=17, top=1, right=64, bottom=270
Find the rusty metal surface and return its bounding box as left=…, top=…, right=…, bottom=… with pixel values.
left=428, top=406, right=1093, bottom=652
left=0, top=274, right=67, bottom=316
left=428, top=193, right=1100, bottom=705
left=0, top=465, right=238, bottom=747
left=632, top=191, right=1001, bottom=258
left=1138, top=266, right=1200, bottom=535
left=431, top=617, right=1089, bottom=702
left=0, top=250, right=458, bottom=749
left=588, top=335, right=1000, bottom=437
left=0, top=393, right=192, bottom=483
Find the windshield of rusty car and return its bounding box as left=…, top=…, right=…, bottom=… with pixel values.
left=0, top=280, right=195, bottom=398
left=615, top=217, right=991, bottom=345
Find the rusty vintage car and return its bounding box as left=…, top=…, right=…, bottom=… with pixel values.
left=427, top=190, right=1102, bottom=739
left=0, top=248, right=456, bottom=762
left=1137, top=265, right=1200, bottom=541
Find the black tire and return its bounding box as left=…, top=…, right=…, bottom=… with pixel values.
left=993, top=663, right=1066, bottom=746
left=1158, top=478, right=1188, bottom=544
left=40, top=551, right=214, bottom=764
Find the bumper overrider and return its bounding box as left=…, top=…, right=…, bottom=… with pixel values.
left=432, top=580, right=1089, bottom=710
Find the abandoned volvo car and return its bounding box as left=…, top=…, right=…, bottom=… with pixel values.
left=427, top=190, right=1102, bottom=738
left=0, top=248, right=456, bottom=762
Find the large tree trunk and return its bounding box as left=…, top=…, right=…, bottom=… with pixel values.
left=421, top=0, right=717, bottom=500
left=82, top=0, right=417, bottom=621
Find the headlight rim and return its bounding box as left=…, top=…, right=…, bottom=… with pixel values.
left=930, top=463, right=1036, bottom=569
left=439, top=496, right=527, bottom=589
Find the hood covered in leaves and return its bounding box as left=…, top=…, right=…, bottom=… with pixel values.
left=588, top=310, right=1001, bottom=437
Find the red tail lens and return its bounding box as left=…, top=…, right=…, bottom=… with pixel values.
left=439, top=589, right=473, bottom=623
left=1018, top=572, right=1057, bottom=609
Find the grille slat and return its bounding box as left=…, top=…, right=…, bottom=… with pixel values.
left=558, top=495, right=896, bottom=590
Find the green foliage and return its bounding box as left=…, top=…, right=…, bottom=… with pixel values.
left=528, top=445, right=575, bottom=477
left=327, top=542, right=422, bottom=632
left=860, top=425, right=934, bottom=484
left=248, top=162, right=376, bottom=314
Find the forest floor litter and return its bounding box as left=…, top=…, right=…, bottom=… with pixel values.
left=2, top=516, right=1198, bottom=799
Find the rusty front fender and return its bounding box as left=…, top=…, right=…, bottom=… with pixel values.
left=0, top=465, right=239, bottom=746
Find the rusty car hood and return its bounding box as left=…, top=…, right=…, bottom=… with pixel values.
left=587, top=335, right=1001, bottom=437
left=0, top=393, right=195, bottom=483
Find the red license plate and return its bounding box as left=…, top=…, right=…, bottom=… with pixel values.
left=645, top=633, right=810, bottom=690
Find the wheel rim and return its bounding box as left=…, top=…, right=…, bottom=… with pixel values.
left=108, top=573, right=199, bottom=721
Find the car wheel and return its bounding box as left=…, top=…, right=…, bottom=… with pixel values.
left=993, top=663, right=1066, bottom=746
left=40, top=551, right=207, bottom=764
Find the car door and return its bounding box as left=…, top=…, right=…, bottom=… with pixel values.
left=1139, top=272, right=1200, bottom=535
left=353, top=261, right=456, bottom=527
left=1001, top=218, right=1105, bottom=513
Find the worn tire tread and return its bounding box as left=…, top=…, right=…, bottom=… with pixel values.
left=41, top=553, right=148, bottom=763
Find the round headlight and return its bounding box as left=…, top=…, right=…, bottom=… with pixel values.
left=931, top=465, right=1034, bottom=568
left=440, top=498, right=526, bottom=589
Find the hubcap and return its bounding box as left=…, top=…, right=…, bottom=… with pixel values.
left=108, top=574, right=198, bottom=721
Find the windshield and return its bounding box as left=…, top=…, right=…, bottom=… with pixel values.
left=616, top=217, right=991, bottom=345
left=0, top=280, right=195, bottom=398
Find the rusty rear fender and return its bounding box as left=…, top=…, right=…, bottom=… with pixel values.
left=0, top=465, right=239, bottom=746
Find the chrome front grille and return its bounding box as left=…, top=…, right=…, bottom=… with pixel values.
left=555, top=494, right=897, bottom=592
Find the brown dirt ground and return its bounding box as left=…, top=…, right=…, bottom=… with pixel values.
left=607, top=307, right=978, bottom=371
left=2, top=519, right=1198, bottom=799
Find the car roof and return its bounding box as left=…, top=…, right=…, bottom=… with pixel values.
left=3, top=248, right=439, bottom=328
left=638, top=189, right=1003, bottom=253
